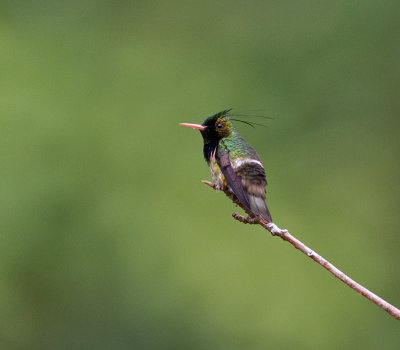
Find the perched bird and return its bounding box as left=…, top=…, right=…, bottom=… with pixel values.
left=180, top=109, right=275, bottom=225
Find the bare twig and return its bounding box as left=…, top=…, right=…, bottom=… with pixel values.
left=203, top=181, right=400, bottom=321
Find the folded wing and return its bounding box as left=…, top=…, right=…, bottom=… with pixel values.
left=217, top=152, right=272, bottom=222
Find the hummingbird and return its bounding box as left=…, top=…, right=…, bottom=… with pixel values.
left=180, top=109, right=278, bottom=228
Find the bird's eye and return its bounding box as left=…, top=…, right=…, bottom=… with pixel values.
left=216, top=123, right=224, bottom=129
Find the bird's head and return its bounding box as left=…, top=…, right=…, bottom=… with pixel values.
left=180, top=109, right=233, bottom=144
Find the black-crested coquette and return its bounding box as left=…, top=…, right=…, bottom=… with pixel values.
left=181, top=109, right=278, bottom=226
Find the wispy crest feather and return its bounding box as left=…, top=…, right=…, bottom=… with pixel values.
left=224, top=109, right=273, bottom=128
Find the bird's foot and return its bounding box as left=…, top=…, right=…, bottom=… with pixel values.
left=232, top=212, right=259, bottom=224
left=265, top=222, right=288, bottom=236
left=201, top=180, right=217, bottom=190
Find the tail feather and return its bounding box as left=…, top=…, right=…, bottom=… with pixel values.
left=249, top=195, right=272, bottom=223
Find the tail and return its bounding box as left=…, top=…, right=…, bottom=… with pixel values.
left=249, top=195, right=272, bottom=223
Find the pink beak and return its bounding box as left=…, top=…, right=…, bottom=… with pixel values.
left=179, top=123, right=207, bottom=131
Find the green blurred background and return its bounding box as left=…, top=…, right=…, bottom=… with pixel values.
left=1, top=0, right=399, bottom=349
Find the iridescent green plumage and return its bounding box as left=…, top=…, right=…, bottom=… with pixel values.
left=182, top=109, right=272, bottom=223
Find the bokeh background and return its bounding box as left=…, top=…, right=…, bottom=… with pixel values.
left=1, top=1, right=399, bottom=349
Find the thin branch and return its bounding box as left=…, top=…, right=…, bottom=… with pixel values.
left=203, top=181, right=400, bottom=321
